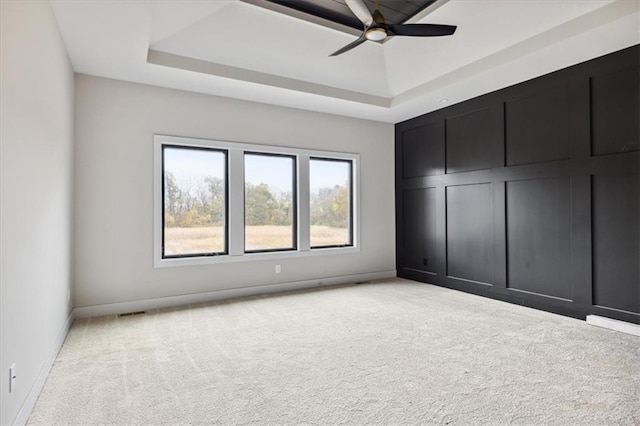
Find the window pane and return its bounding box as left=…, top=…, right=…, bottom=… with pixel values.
left=245, top=153, right=296, bottom=252
left=310, top=159, right=352, bottom=247
left=163, top=146, right=226, bottom=257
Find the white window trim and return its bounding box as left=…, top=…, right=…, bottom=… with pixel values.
left=154, top=134, right=360, bottom=268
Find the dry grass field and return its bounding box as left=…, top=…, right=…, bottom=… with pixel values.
left=164, top=225, right=348, bottom=255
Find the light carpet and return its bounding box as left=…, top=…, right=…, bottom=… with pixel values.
left=28, top=278, right=640, bottom=424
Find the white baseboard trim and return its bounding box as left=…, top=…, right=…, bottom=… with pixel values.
left=13, top=310, right=75, bottom=426
left=586, top=315, right=640, bottom=337
left=74, top=270, right=397, bottom=319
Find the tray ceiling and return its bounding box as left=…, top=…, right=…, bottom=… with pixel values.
left=50, top=0, right=639, bottom=122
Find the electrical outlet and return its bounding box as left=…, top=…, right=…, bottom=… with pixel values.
left=9, top=363, right=16, bottom=393
left=275, top=265, right=281, bottom=274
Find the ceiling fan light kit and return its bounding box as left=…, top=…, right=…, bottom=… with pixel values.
left=365, top=27, right=387, bottom=41
left=331, top=0, right=456, bottom=56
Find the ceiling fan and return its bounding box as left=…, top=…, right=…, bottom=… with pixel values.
left=330, top=0, right=457, bottom=56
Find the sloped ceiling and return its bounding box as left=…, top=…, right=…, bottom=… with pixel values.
left=50, top=0, right=639, bottom=123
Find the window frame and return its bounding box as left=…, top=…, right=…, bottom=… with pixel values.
left=309, top=156, right=354, bottom=249
left=244, top=151, right=298, bottom=254
left=154, top=135, right=360, bottom=268
left=161, top=144, right=229, bottom=259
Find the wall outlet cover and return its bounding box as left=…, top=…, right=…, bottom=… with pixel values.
left=9, top=363, right=16, bottom=393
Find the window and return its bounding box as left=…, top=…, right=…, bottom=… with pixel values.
left=154, top=135, right=359, bottom=267
left=310, top=158, right=352, bottom=248
left=244, top=153, right=296, bottom=252
left=162, top=145, right=227, bottom=258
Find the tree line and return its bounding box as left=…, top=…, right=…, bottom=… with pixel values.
left=164, top=172, right=349, bottom=229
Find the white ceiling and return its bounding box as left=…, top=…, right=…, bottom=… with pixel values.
left=50, top=0, right=639, bottom=123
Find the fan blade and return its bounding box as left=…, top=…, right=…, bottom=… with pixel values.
left=345, top=0, right=373, bottom=27
left=329, top=33, right=367, bottom=57
left=387, top=23, right=456, bottom=37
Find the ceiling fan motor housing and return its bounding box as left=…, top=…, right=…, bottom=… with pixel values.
left=372, top=8, right=385, bottom=24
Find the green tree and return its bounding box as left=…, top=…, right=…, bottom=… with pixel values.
left=274, top=191, right=293, bottom=226
left=332, top=186, right=349, bottom=225
left=164, top=172, right=183, bottom=226
left=311, top=184, right=349, bottom=228
left=245, top=183, right=279, bottom=225
left=165, top=173, right=227, bottom=228
left=205, top=177, right=225, bottom=225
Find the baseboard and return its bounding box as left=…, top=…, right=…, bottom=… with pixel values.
left=586, top=315, right=640, bottom=337
left=12, top=310, right=75, bottom=426
left=74, top=270, right=397, bottom=318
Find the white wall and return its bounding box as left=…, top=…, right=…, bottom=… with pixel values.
left=0, top=2, right=75, bottom=424
left=74, top=75, right=395, bottom=309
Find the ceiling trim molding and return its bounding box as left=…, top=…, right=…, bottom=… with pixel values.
left=147, top=49, right=392, bottom=108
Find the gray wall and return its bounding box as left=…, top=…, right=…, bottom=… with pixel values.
left=0, top=2, right=75, bottom=424
left=74, top=75, right=396, bottom=308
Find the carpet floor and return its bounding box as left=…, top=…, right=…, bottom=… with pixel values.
left=28, top=278, right=640, bottom=424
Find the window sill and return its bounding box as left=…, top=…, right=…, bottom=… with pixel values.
left=154, top=245, right=360, bottom=268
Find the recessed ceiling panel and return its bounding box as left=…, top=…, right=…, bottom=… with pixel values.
left=264, top=0, right=438, bottom=30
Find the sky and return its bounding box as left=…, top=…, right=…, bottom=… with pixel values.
left=164, top=147, right=350, bottom=194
